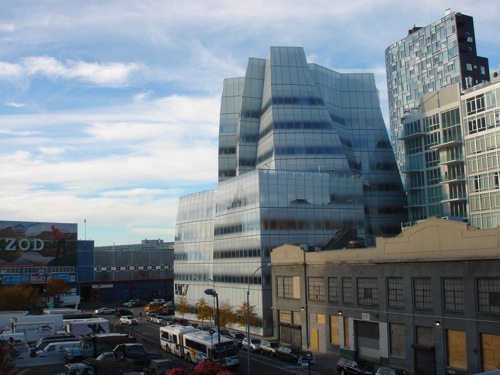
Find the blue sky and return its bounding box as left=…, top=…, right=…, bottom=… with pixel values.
left=1, top=1, right=499, bottom=246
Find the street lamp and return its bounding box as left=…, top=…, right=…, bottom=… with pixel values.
left=247, top=265, right=265, bottom=375
left=204, top=288, right=220, bottom=359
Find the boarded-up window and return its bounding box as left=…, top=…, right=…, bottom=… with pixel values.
left=317, top=313, right=325, bottom=324
left=343, top=317, right=350, bottom=348
left=447, top=329, right=467, bottom=369
left=390, top=323, right=406, bottom=359
left=280, top=310, right=292, bottom=324
left=330, top=315, right=340, bottom=345
left=481, top=333, right=500, bottom=372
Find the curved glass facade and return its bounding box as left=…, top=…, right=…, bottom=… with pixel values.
left=175, top=47, right=407, bottom=336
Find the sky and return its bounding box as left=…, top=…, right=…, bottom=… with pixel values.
left=1, top=1, right=499, bottom=246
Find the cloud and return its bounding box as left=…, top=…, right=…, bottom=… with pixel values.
left=6, top=102, right=25, bottom=108
left=0, top=22, right=14, bottom=32
left=19, top=56, right=141, bottom=86
left=0, top=62, right=23, bottom=77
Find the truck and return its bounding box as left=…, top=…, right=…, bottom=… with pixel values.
left=57, top=357, right=136, bottom=375
left=14, top=313, right=64, bottom=331
left=112, top=343, right=163, bottom=370
left=64, top=318, right=110, bottom=337
left=13, top=320, right=56, bottom=343
left=64, top=333, right=136, bottom=362
left=47, top=290, right=81, bottom=308
left=0, top=311, right=28, bottom=333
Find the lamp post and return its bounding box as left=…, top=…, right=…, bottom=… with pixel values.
left=204, top=288, right=220, bottom=360
left=247, top=265, right=265, bottom=375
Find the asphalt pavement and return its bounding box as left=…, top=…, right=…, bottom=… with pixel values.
left=82, top=301, right=341, bottom=374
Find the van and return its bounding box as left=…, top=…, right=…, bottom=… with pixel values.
left=36, top=340, right=80, bottom=358
left=30, top=335, right=77, bottom=356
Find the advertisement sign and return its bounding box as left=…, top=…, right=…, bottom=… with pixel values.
left=0, top=221, right=77, bottom=267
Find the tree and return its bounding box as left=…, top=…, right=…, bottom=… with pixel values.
left=43, top=279, right=70, bottom=306
left=235, top=301, right=260, bottom=328
left=175, top=295, right=190, bottom=317
left=195, top=298, right=213, bottom=325
left=46, top=278, right=70, bottom=296
left=217, top=300, right=235, bottom=327
left=0, top=284, right=42, bottom=311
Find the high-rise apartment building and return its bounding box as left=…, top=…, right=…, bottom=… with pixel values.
left=174, top=47, right=407, bottom=336
left=386, top=10, right=489, bottom=184
left=462, top=73, right=500, bottom=229
left=399, top=83, right=466, bottom=222
left=397, top=65, right=500, bottom=226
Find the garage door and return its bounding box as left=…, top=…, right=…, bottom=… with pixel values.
left=356, top=320, right=380, bottom=360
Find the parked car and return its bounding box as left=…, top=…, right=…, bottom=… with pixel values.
left=146, top=312, right=158, bottom=322
left=260, top=340, right=280, bottom=356
left=241, top=338, right=261, bottom=352
left=144, top=303, right=164, bottom=313
left=375, top=367, right=397, bottom=375
left=96, top=351, right=123, bottom=360
left=275, top=345, right=302, bottom=364
left=95, top=307, right=115, bottom=315
left=115, top=308, right=133, bottom=317
left=150, top=315, right=169, bottom=324
left=336, top=357, right=375, bottom=375
left=150, top=299, right=166, bottom=305
left=119, top=315, right=138, bottom=325
left=230, top=332, right=245, bottom=347
left=35, top=341, right=80, bottom=358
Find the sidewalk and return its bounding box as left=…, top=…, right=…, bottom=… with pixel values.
left=307, top=350, right=340, bottom=374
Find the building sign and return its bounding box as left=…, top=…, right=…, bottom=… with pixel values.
left=31, top=272, right=52, bottom=283
left=1, top=275, right=20, bottom=284
left=0, top=221, right=77, bottom=268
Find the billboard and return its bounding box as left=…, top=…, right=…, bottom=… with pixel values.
left=0, top=221, right=78, bottom=267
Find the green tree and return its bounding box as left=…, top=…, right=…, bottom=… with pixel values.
left=195, top=298, right=213, bottom=325
left=217, top=300, right=235, bottom=327
left=175, top=295, right=190, bottom=317
left=235, top=301, right=260, bottom=328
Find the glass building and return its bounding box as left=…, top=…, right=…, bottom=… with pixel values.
left=386, top=10, right=489, bottom=185
left=174, top=47, right=407, bottom=336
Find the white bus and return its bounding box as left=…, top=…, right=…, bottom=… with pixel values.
left=159, top=324, right=198, bottom=357
left=181, top=329, right=239, bottom=368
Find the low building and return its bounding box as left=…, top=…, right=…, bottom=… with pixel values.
left=271, top=217, right=500, bottom=375
left=81, top=239, right=174, bottom=303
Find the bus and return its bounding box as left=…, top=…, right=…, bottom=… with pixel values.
left=182, top=329, right=239, bottom=368
left=159, top=324, right=198, bottom=356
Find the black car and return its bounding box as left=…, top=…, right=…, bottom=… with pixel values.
left=336, top=357, right=375, bottom=375
left=275, top=345, right=302, bottom=364
left=231, top=332, right=245, bottom=348
left=115, top=308, right=133, bottom=317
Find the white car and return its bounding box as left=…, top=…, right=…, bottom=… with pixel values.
left=241, top=338, right=261, bottom=352
left=119, top=315, right=138, bottom=325
left=95, top=307, right=115, bottom=315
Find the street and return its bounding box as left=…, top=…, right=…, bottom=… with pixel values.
left=25, top=304, right=337, bottom=375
